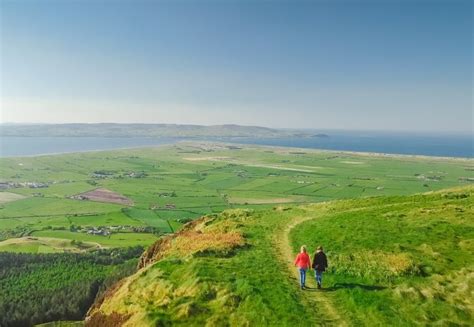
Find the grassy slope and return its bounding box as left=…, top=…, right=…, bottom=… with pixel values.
left=86, top=186, right=473, bottom=326
left=290, top=187, right=474, bottom=326
left=87, top=209, right=314, bottom=326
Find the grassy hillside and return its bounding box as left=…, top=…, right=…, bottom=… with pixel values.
left=290, top=187, right=474, bottom=325
left=86, top=186, right=473, bottom=326
left=86, top=209, right=312, bottom=326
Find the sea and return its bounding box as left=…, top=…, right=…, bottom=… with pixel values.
left=0, top=131, right=472, bottom=158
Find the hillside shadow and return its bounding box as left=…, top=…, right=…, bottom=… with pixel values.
left=299, top=283, right=386, bottom=292
left=290, top=280, right=386, bottom=293
left=320, top=283, right=387, bottom=292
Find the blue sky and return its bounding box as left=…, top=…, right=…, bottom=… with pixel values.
left=0, top=0, right=472, bottom=132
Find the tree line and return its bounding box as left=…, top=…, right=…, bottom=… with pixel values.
left=0, top=246, right=143, bottom=327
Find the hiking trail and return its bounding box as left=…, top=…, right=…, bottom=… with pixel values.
left=275, top=212, right=349, bottom=327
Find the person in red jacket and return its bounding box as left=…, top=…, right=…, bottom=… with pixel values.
left=294, top=245, right=311, bottom=290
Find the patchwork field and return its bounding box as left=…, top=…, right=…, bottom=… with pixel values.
left=0, top=236, right=102, bottom=253
left=0, top=142, right=472, bottom=251
left=71, top=188, right=134, bottom=206
left=0, top=191, right=26, bottom=204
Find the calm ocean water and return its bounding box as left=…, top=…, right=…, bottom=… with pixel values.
left=0, top=132, right=472, bottom=158
left=223, top=132, right=473, bottom=158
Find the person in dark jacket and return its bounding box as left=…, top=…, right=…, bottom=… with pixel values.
left=312, top=246, right=328, bottom=289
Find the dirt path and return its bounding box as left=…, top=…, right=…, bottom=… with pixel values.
left=274, top=212, right=350, bottom=327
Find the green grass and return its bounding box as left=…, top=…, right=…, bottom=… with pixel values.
left=0, top=197, right=120, bottom=218
left=290, top=187, right=474, bottom=325
left=0, top=242, right=61, bottom=253
left=0, top=242, right=48, bottom=253
left=0, top=236, right=104, bottom=253
left=69, top=211, right=144, bottom=228
left=122, top=208, right=173, bottom=232
left=31, top=230, right=159, bottom=248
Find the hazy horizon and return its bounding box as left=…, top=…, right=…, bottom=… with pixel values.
left=1, top=0, right=472, bottom=133
left=1, top=121, right=472, bottom=136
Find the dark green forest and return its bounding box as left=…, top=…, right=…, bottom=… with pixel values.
left=0, top=247, right=143, bottom=327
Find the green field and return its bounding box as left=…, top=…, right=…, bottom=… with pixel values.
left=0, top=142, right=471, bottom=251
left=30, top=230, right=158, bottom=248
left=0, top=236, right=101, bottom=253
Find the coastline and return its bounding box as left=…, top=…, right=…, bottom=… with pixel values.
left=0, top=140, right=472, bottom=162
left=204, top=141, right=474, bottom=162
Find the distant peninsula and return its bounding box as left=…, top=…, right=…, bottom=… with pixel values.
left=312, top=133, right=330, bottom=138
left=0, top=123, right=314, bottom=138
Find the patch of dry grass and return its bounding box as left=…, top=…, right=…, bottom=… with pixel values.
left=173, top=230, right=244, bottom=255
left=329, top=251, right=419, bottom=281
left=138, top=211, right=247, bottom=269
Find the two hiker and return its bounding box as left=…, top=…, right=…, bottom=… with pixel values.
left=294, top=245, right=328, bottom=290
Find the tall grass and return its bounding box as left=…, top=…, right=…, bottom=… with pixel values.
left=291, top=186, right=474, bottom=325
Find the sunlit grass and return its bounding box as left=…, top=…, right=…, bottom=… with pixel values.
left=291, top=186, right=474, bottom=325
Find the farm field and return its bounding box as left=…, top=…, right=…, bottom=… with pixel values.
left=0, top=142, right=472, bottom=251
left=0, top=236, right=102, bottom=253
left=30, top=230, right=158, bottom=248
left=0, top=191, right=26, bottom=204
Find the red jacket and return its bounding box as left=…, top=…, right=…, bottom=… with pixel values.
left=294, top=252, right=311, bottom=269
